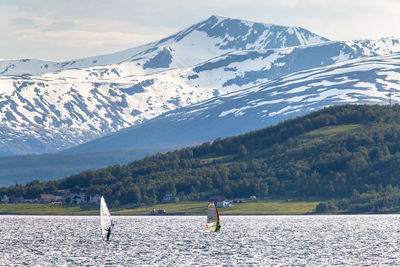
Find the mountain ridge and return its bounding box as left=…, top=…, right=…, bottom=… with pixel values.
left=0, top=15, right=329, bottom=76
left=0, top=16, right=400, bottom=155
left=0, top=16, right=332, bottom=155
left=64, top=52, right=400, bottom=153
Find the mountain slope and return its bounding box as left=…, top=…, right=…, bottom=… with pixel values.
left=4, top=104, right=400, bottom=213
left=0, top=142, right=197, bottom=187
left=2, top=40, right=400, bottom=155
left=1, top=16, right=400, bottom=155
left=65, top=53, right=400, bottom=153
left=0, top=16, right=332, bottom=155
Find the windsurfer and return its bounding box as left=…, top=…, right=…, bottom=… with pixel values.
left=216, top=224, right=221, bottom=232
left=106, top=227, right=111, bottom=241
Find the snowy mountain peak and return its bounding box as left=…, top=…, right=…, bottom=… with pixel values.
left=1, top=16, right=400, bottom=155
left=163, top=15, right=330, bottom=50
left=0, top=16, right=330, bottom=77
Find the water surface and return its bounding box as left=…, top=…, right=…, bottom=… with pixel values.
left=1, top=215, right=400, bottom=266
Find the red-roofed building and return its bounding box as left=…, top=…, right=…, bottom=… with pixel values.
left=209, top=196, right=230, bottom=208
left=40, top=194, right=56, bottom=203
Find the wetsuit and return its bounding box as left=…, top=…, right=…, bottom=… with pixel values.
left=106, top=227, right=111, bottom=240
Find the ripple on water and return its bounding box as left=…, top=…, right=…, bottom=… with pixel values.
left=1, top=215, right=400, bottom=266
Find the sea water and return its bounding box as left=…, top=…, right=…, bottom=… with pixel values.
left=1, top=215, right=400, bottom=266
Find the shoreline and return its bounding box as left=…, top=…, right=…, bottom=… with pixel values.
left=0, top=212, right=399, bottom=216
left=0, top=199, right=328, bottom=216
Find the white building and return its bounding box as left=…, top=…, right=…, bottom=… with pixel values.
left=1, top=195, right=9, bottom=203
left=222, top=200, right=232, bottom=207
left=89, top=194, right=101, bottom=204
left=162, top=194, right=180, bottom=202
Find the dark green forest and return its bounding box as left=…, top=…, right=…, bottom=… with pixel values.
left=3, top=104, right=400, bottom=213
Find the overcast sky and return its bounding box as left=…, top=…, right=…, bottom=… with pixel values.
left=1, top=0, right=399, bottom=61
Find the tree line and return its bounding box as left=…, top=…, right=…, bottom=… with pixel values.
left=316, top=185, right=400, bottom=213
left=2, top=104, right=400, bottom=211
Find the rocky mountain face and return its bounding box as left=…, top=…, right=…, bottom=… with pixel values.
left=65, top=53, right=400, bottom=153
left=0, top=15, right=400, bottom=155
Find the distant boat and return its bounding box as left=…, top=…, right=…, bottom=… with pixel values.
left=100, top=196, right=114, bottom=241
left=206, top=202, right=221, bottom=232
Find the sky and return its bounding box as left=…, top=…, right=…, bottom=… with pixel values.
left=1, top=0, right=399, bottom=61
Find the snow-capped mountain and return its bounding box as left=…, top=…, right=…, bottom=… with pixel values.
left=1, top=15, right=400, bottom=155
left=0, top=15, right=328, bottom=76
left=348, top=37, right=400, bottom=57
left=65, top=52, right=400, bottom=153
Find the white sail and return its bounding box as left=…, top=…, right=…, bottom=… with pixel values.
left=100, top=196, right=113, bottom=240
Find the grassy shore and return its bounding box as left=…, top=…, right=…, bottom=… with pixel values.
left=0, top=203, right=97, bottom=215
left=219, top=200, right=319, bottom=215
left=0, top=199, right=320, bottom=215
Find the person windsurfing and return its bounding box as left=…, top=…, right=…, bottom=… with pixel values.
left=106, top=220, right=114, bottom=241
left=216, top=223, right=221, bottom=232
left=106, top=227, right=111, bottom=241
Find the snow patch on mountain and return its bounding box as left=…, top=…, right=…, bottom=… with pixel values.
left=1, top=16, right=400, bottom=155
left=347, top=38, right=400, bottom=57
left=0, top=15, right=329, bottom=77
left=64, top=53, right=400, bottom=154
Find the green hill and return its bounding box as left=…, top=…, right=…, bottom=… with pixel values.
left=0, top=144, right=194, bottom=187
left=2, top=104, right=400, bottom=213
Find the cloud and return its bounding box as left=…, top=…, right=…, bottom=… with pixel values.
left=44, top=20, right=76, bottom=32
left=10, top=16, right=76, bottom=32
left=7, top=28, right=166, bottom=61
left=10, top=17, right=37, bottom=26
left=16, top=29, right=164, bottom=48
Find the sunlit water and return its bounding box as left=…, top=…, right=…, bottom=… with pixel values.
left=1, top=215, right=400, bottom=266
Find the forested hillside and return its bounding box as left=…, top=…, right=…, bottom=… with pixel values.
left=2, top=104, right=400, bottom=212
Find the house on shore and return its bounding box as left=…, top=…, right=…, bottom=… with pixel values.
left=150, top=208, right=167, bottom=215
left=1, top=195, right=9, bottom=203
left=162, top=194, right=180, bottom=203
left=89, top=194, right=101, bottom=205
left=10, top=196, right=24, bottom=203
left=208, top=196, right=231, bottom=208
left=2, top=191, right=101, bottom=206
left=40, top=194, right=56, bottom=203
